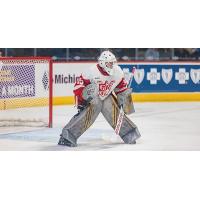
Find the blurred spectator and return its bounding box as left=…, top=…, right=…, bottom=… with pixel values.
left=36, top=48, right=66, bottom=59
left=186, top=48, right=200, bottom=60
left=0, top=48, right=199, bottom=61
left=193, top=48, right=200, bottom=59
left=159, top=48, right=171, bottom=60
left=145, top=48, right=160, bottom=60
left=109, top=48, right=135, bottom=61
left=6, top=48, right=34, bottom=57
left=137, top=48, right=147, bottom=60
left=69, top=48, right=100, bottom=61
left=121, top=56, right=129, bottom=61
left=174, top=49, right=189, bottom=60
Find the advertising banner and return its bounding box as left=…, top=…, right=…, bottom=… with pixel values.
left=0, top=64, right=35, bottom=99
left=53, top=62, right=200, bottom=97
left=120, top=63, right=200, bottom=93
left=53, top=63, right=94, bottom=96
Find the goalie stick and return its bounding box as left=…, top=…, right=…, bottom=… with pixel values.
left=114, top=105, right=124, bottom=135
left=128, top=66, right=136, bottom=88
left=114, top=67, right=136, bottom=135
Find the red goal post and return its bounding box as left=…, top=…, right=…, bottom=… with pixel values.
left=0, top=57, right=53, bottom=128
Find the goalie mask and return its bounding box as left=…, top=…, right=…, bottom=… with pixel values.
left=98, top=51, right=117, bottom=76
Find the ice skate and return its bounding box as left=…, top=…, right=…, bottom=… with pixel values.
left=58, top=136, right=77, bottom=147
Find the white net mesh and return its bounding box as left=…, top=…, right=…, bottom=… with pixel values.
left=0, top=58, right=52, bottom=127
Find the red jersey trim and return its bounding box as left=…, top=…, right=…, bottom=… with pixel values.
left=115, top=88, right=128, bottom=95
left=97, top=64, right=110, bottom=76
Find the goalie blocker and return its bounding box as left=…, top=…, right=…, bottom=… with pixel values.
left=58, top=90, right=141, bottom=147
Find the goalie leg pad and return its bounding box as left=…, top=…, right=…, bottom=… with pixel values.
left=101, top=94, right=141, bottom=143
left=119, top=115, right=141, bottom=144
left=58, top=134, right=77, bottom=147
left=117, top=88, right=135, bottom=115
left=121, top=127, right=140, bottom=144
left=60, top=97, right=102, bottom=146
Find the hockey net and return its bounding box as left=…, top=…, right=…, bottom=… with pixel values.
left=0, top=57, right=53, bottom=127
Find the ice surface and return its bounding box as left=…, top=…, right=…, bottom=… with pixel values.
left=0, top=106, right=49, bottom=127
left=0, top=102, right=200, bottom=151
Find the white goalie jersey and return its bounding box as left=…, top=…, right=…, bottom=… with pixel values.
left=74, top=64, right=128, bottom=105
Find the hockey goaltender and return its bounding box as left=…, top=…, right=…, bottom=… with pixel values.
left=58, top=50, right=141, bottom=147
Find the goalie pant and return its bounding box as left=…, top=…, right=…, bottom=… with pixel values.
left=60, top=94, right=141, bottom=147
